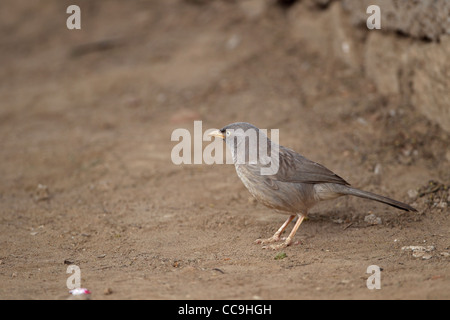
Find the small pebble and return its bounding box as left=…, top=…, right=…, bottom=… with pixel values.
left=401, top=246, right=435, bottom=252
left=364, top=214, right=382, bottom=225
left=407, top=189, right=418, bottom=199
left=35, top=184, right=50, bottom=201
left=374, top=163, right=382, bottom=175
left=402, top=245, right=436, bottom=259
left=104, top=288, right=113, bottom=295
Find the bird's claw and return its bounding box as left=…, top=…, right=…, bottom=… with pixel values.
left=261, top=239, right=300, bottom=250
left=254, top=236, right=281, bottom=245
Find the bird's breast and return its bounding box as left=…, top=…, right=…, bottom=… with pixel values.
left=235, top=164, right=260, bottom=196
left=234, top=164, right=313, bottom=213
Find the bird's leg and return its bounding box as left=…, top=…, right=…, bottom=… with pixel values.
left=264, top=215, right=305, bottom=250
left=254, top=215, right=296, bottom=245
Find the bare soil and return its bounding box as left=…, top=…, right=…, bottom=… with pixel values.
left=0, top=0, right=449, bottom=300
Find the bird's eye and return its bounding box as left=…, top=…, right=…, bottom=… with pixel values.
left=226, top=131, right=231, bottom=136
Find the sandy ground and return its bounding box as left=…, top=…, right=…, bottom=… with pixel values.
left=0, top=0, right=449, bottom=300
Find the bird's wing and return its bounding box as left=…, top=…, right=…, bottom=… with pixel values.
left=272, top=146, right=350, bottom=186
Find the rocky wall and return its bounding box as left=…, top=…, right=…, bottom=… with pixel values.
left=289, top=0, right=450, bottom=132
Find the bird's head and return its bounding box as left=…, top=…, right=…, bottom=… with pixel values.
left=208, top=122, right=274, bottom=165
left=208, top=122, right=260, bottom=148
left=209, top=122, right=280, bottom=174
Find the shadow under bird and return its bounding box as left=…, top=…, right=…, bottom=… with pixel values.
left=208, top=122, right=417, bottom=250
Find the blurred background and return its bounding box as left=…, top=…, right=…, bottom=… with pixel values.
left=0, top=0, right=449, bottom=299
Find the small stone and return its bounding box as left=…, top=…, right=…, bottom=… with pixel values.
left=401, top=245, right=435, bottom=252
left=35, top=184, right=50, bottom=201
left=341, top=42, right=350, bottom=54
left=437, top=201, right=447, bottom=209
left=402, top=245, right=436, bottom=259
left=364, top=214, right=382, bottom=225
left=226, top=34, right=241, bottom=50
left=104, top=288, right=113, bottom=295
left=374, top=163, right=382, bottom=175
left=407, top=189, right=418, bottom=199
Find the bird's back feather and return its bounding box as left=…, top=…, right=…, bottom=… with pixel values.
left=273, top=146, right=350, bottom=186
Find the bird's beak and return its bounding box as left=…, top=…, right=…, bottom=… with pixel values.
left=208, top=129, right=225, bottom=139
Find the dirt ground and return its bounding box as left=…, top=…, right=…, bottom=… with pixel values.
left=0, top=0, right=449, bottom=300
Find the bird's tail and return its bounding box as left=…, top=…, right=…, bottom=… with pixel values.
left=339, top=185, right=417, bottom=212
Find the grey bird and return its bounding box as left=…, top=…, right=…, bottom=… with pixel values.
left=208, top=122, right=417, bottom=250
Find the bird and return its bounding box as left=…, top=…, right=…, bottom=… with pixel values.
left=208, top=122, right=417, bottom=250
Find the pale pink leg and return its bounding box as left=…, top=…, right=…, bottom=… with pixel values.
left=254, top=215, right=296, bottom=245
left=264, top=215, right=305, bottom=250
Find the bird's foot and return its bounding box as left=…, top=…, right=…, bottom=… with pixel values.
left=262, top=238, right=300, bottom=250
left=254, top=235, right=282, bottom=245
